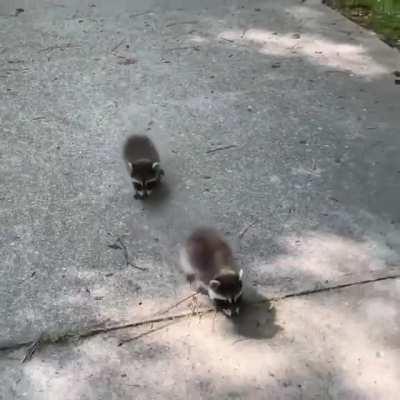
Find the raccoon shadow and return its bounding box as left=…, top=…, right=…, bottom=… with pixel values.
left=230, top=286, right=281, bottom=340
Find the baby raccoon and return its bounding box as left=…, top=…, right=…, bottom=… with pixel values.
left=180, top=227, right=244, bottom=316
left=123, top=135, right=164, bottom=199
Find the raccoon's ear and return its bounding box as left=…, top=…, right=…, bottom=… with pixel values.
left=238, top=269, right=244, bottom=281
left=127, top=162, right=134, bottom=173
left=210, top=279, right=221, bottom=289
left=152, top=162, right=160, bottom=171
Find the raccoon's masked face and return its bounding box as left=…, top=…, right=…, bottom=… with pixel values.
left=208, top=269, right=244, bottom=316
left=128, top=161, right=162, bottom=198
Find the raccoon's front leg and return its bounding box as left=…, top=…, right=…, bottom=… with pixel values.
left=213, top=299, right=240, bottom=318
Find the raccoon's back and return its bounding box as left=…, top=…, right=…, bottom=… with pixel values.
left=123, top=135, right=160, bottom=163
left=185, top=228, right=234, bottom=279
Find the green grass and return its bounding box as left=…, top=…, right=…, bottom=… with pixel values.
left=328, top=0, right=400, bottom=48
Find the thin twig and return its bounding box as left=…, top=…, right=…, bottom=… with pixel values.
left=22, top=334, right=43, bottom=363
left=16, top=310, right=211, bottom=362
left=154, top=291, right=200, bottom=316
left=111, top=39, right=124, bottom=52
left=238, top=221, right=256, bottom=239
left=165, top=45, right=200, bottom=52
left=114, top=238, right=147, bottom=271
left=220, top=37, right=235, bottom=43
left=206, top=144, right=237, bottom=154
left=78, top=308, right=213, bottom=341
left=165, top=20, right=198, bottom=28
left=118, top=320, right=178, bottom=346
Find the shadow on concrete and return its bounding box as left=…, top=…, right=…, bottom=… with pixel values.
left=228, top=285, right=281, bottom=340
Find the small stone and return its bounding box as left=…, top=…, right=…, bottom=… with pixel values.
left=292, top=33, right=301, bottom=39
left=247, top=105, right=253, bottom=112
left=254, top=8, right=261, bottom=12
left=271, top=62, right=281, bottom=68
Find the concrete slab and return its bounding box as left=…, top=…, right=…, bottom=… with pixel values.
left=1, top=0, right=400, bottom=397
left=1, top=279, right=399, bottom=399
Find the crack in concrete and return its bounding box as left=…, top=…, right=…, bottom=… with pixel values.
left=1, top=273, right=399, bottom=356
left=274, top=273, right=400, bottom=301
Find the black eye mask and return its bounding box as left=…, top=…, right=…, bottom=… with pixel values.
left=133, top=182, right=143, bottom=191
left=146, top=181, right=157, bottom=190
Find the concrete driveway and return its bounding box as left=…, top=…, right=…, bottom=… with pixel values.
left=1, top=0, right=399, bottom=399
